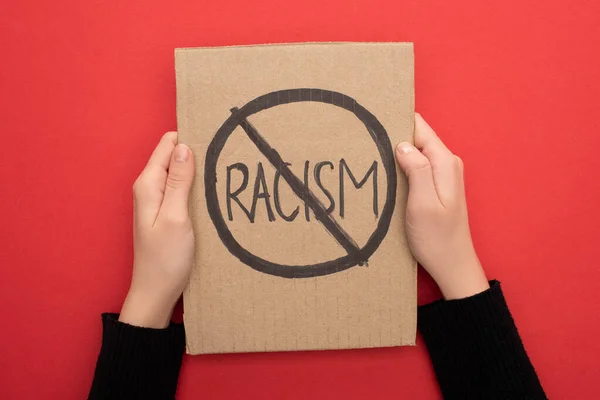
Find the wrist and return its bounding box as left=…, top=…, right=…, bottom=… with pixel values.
left=119, top=288, right=177, bottom=329
left=438, top=275, right=490, bottom=300
left=434, top=259, right=490, bottom=300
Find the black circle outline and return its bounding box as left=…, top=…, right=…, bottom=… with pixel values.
left=204, top=89, right=397, bottom=278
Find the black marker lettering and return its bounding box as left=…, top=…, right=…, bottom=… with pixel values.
left=226, top=163, right=251, bottom=221
left=339, top=159, right=378, bottom=218
left=303, top=160, right=310, bottom=221
left=249, top=162, right=276, bottom=222
left=314, top=161, right=335, bottom=214
left=274, top=162, right=300, bottom=222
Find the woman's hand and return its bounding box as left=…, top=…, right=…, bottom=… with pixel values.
left=395, top=115, right=489, bottom=300
left=119, top=132, right=195, bottom=328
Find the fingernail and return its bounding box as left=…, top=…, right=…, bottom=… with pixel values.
left=397, top=142, right=415, bottom=154
left=175, top=144, right=189, bottom=163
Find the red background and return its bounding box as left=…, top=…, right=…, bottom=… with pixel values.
left=1, top=1, right=599, bottom=399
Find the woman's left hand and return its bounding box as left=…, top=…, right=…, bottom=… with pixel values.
left=119, top=131, right=195, bottom=328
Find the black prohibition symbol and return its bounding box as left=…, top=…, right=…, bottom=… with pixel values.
left=204, top=88, right=397, bottom=279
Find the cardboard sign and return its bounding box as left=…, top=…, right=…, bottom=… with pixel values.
left=175, top=42, right=416, bottom=354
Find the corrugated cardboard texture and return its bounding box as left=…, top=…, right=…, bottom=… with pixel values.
left=175, top=42, right=416, bottom=354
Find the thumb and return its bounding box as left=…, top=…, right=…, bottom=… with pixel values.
left=159, top=144, right=195, bottom=223
left=395, top=142, right=439, bottom=205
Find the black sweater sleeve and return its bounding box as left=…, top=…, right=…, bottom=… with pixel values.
left=418, top=280, right=546, bottom=400
left=88, top=313, right=186, bottom=400
left=89, top=282, right=544, bottom=399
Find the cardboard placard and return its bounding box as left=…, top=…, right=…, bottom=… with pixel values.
left=175, top=42, right=416, bottom=354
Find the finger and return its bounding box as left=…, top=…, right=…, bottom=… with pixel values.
left=414, top=114, right=461, bottom=206
left=395, top=142, right=440, bottom=208
left=133, top=132, right=178, bottom=227
left=146, top=131, right=178, bottom=171
left=157, top=144, right=195, bottom=225
left=414, top=114, right=450, bottom=154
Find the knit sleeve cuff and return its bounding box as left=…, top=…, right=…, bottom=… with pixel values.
left=89, top=313, right=185, bottom=400
left=418, top=281, right=546, bottom=399
left=418, top=280, right=507, bottom=336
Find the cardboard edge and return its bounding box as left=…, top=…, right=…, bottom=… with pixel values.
left=191, top=341, right=417, bottom=356
left=174, top=41, right=414, bottom=53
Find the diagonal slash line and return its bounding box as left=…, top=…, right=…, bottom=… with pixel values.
left=230, top=107, right=367, bottom=265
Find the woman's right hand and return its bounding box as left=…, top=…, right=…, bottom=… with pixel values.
left=120, top=131, right=195, bottom=329
left=395, top=114, right=489, bottom=300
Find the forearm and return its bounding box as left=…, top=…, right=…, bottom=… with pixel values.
left=418, top=281, right=546, bottom=400
left=89, top=313, right=186, bottom=400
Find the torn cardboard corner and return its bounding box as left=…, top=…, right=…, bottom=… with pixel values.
left=175, top=42, right=417, bottom=355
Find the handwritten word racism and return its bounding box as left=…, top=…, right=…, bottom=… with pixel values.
left=226, top=159, right=378, bottom=223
